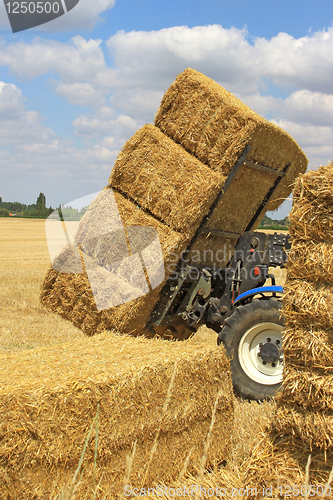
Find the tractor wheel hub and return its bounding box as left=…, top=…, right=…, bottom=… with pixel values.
left=258, top=341, right=280, bottom=364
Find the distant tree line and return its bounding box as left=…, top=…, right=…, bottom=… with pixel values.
left=0, top=193, right=288, bottom=226
left=0, top=192, right=53, bottom=219
left=0, top=193, right=89, bottom=220
left=258, top=214, right=289, bottom=229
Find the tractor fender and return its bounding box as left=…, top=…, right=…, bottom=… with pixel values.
left=233, top=285, right=284, bottom=306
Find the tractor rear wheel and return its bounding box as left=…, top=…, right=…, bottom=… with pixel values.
left=217, top=298, right=284, bottom=401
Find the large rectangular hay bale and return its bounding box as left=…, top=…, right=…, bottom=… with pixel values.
left=0, top=332, right=234, bottom=499
left=184, top=162, right=278, bottom=267
left=109, top=124, right=225, bottom=235
left=76, top=188, right=185, bottom=266
left=286, top=240, right=333, bottom=284
left=155, top=68, right=308, bottom=211
left=41, top=190, right=187, bottom=337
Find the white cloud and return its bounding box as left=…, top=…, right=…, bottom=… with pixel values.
left=1, top=24, right=333, bottom=211
left=236, top=93, right=284, bottom=118
left=106, top=26, right=258, bottom=93
left=56, top=82, right=105, bottom=108
left=238, top=90, right=333, bottom=127
left=73, top=106, right=140, bottom=148
left=272, top=119, right=333, bottom=169
left=255, top=29, right=333, bottom=94
left=0, top=0, right=116, bottom=32
left=0, top=82, right=25, bottom=120
left=109, top=88, right=164, bottom=122
left=0, top=82, right=56, bottom=146
left=283, top=91, right=333, bottom=126
left=105, top=25, right=333, bottom=95
left=0, top=36, right=107, bottom=81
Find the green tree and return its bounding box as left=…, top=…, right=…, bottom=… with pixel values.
left=36, top=192, right=46, bottom=211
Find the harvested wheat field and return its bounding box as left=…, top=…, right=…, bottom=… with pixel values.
left=0, top=218, right=83, bottom=352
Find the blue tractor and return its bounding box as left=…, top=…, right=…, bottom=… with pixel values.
left=146, top=146, right=291, bottom=401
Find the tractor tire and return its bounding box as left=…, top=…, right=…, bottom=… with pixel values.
left=217, top=298, right=284, bottom=401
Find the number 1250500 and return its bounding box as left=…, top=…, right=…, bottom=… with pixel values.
left=5, top=2, right=61, bottom=14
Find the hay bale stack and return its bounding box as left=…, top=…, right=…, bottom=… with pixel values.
left=243, top=165, right=333, bottom=493
left=0, top=332, right=234, bottom=499
left=155, top=68, right=308, bottom=211
left=268, top=163, right=333, bottom=485
left=41, top=69, right=307, bottom=337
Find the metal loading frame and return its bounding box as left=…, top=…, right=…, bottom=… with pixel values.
left=146, top=146, right=291, bottom=331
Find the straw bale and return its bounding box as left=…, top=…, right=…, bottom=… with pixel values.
left=155, top=68, right=308, bottom=211
left=287, top=240, right=333, bottom=284
left=278, top=366, right=333, bottom=411
left=185, top=163, right=275, bottom=266
left=282, top=278, right=333, bottom=330
left=42, top=259, right=192, bottom=339
left=272, top=406, right=333, bottom=451
left=0, top=332, right=234, bottom=498
left=75, top=188, right=185, bottom=266
left=289, top=162, right=333, bottom=242
left=282, top=326, right=333, bottom=370
left=42, top=252, right=166, bottom=337
left=109, top=124, right=225, bottom=234
left=42, top=190, right=189, bottom=337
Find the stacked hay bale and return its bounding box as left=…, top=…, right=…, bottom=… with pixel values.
left=0, top=332, right=234, bottom=499
left=154, top=68, right=306, bottom=211
left=272, top=162, right=333, bottom=483
left=41, top=188, right=189, bottom=338
left=41, top=69, right=308, bottom=337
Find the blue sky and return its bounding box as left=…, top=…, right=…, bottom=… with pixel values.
left=0, top=0, right=333, bottom=218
